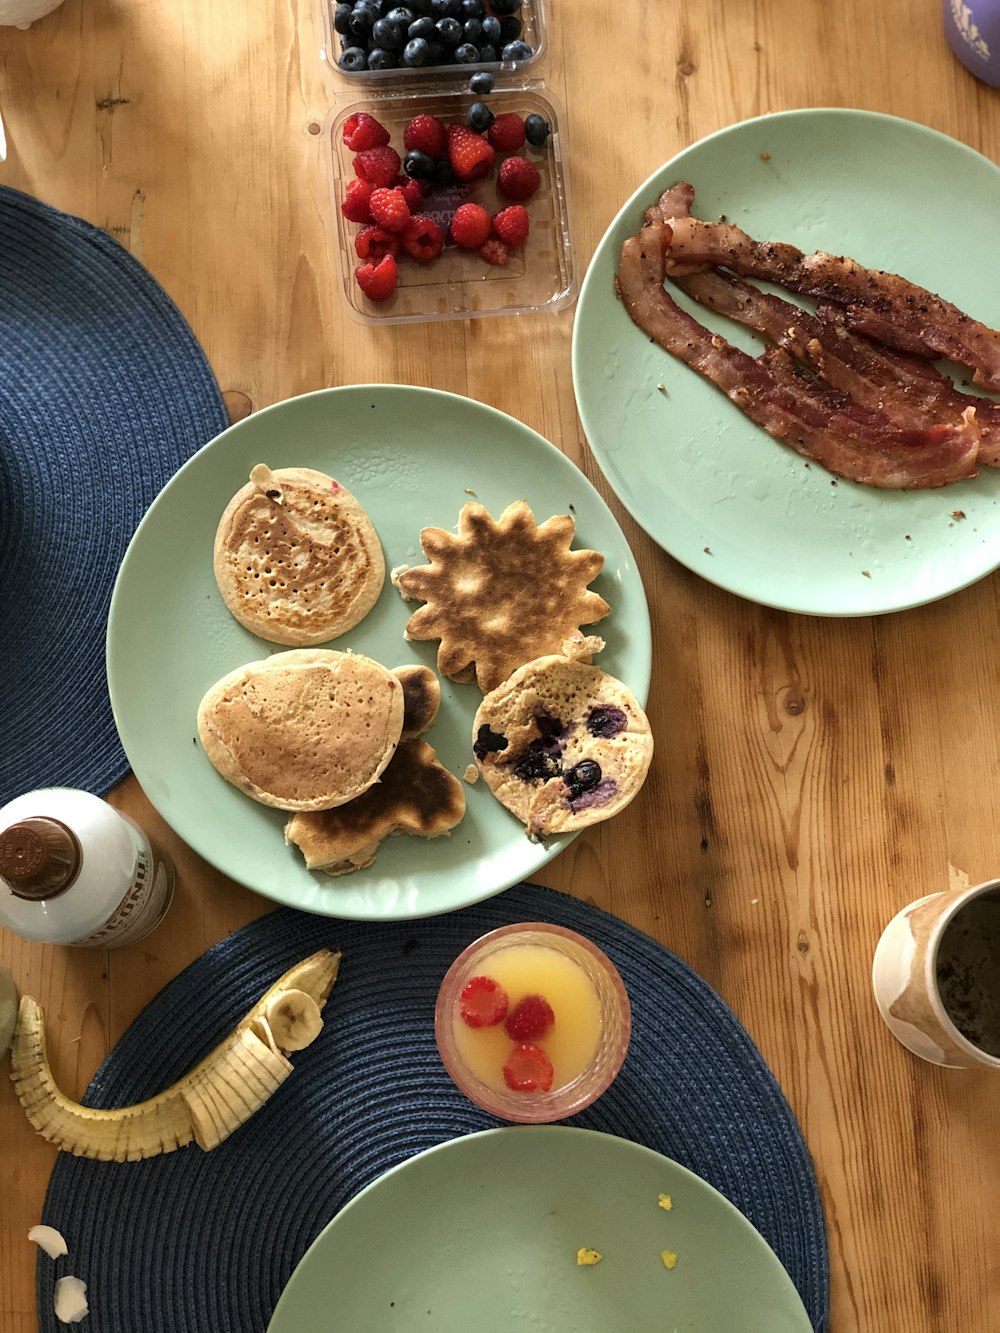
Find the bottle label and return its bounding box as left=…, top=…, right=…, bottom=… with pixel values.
left=72, top=845, right=174, bottom=948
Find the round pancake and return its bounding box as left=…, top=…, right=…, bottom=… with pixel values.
left=197, top=649, right=404, bottom=811
left=472, top=655, right=653, bottom=839
left=214, top=464, right=385, bottom=646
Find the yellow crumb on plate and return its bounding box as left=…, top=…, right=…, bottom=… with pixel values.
left=576, top=1248, right=603, bottom=1266
left=660, top=1249, right=678, bottom=1270
left=657, top=1193, right=673, bottom=1211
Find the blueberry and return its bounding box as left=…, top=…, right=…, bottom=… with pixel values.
left=453, top=41, right=480, bottom=62
left=435, top=15, right=462, bottom=44
left=408, top=15, right=434, bottom=37
left=424, top=39, right=448, bottom=64
left=372, top=16, right=405, bottom=46
left=460, top=0, right=484, bottom=15
left=348, top=6, right=375, bottom=37
left=338, top=45, right=369, bottom=70
left=408, top=0, right=433, bottom=11
left=501, top=38, right=532, bottom=61
left=468, top=69, right=494, bottom=94
left=535, top=713, right=564, bottom=738
left=385, top=4, right=414, bottom=21
left=431, top=156, right=454, bottom=185
left=587, top=705, right=626, bottom=738
left=403, top=35, right=430, bottom=63
left=466, top=100, right=494, bottom=132
left=367, top=45, right=399, bottom=67
left=514, top=741, right=562, bottom=783
left=524, top=113, right=550, bottom=147
left=333, top=3, right=353, bottom=35
left=497, top=15, right=521, bottom=41
left=564, top=760, right=602, bottom=798
left=473, top=724, right=508, bottom=760
left=478, top=41, right=498, bottom=61
left=404, top=149, right=435, bottom=179
left=463, top=17, right=483, bottom=43
left=480, top=14, right=501, bottom=43
left=430, top=0, right=461, bottom=14
left=489, top=0, right=521, bottom=14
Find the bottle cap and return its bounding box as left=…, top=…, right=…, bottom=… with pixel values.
left=0, top=817, right=82, bottom=901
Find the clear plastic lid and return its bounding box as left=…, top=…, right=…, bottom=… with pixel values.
left=324, top=80, right=575, bottom=324
left=319, top=0, right=547, bottom=85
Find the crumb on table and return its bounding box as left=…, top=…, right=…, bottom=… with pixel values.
left=463, top=764, right=479, bottom=785
left=661, top=1250, right=678, bottom=1270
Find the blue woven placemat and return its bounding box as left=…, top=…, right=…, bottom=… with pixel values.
left=0, top=185, right=229, bottom=804
left=37, top=882, right=829, bottom=1331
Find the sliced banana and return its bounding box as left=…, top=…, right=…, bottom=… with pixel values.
left=262, top=988, right=324, bottom=1052
left=9, top=949, right=340, bottom=1162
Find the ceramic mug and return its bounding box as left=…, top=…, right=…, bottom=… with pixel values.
left=0, top=0, right=65, bottom=28
left=872, top=879, right=1000, bottom=1068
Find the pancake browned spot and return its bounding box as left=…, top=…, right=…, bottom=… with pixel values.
left=391, top=500, right=610, bottom=693
left=214, top=464, right=384, bottom=646
left=196, top=649, right=404, bottom=812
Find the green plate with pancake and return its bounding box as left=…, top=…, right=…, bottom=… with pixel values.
left=107, top=386, right=651, bottom=920
left=267, top=1127, right=813, bottom=1332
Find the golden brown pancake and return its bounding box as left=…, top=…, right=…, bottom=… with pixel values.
left=472, top=654, right=653, bottom=840
left=391, top=500, right=611, bottom=693
left=213, top=464, right=384, bottom=646
left=284, top=662, right=464, bottom=875
left=197, top=649, right=404, bottom=811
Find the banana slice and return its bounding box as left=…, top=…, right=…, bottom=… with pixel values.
left=9, top=949, right=340, bottom=1162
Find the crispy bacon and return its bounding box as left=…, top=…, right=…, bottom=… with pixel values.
left=675, top=268, right=1000, bottom=465
left=660, top=214, right=1000, bottom=391
left=614, top=223, right=980, bottom=489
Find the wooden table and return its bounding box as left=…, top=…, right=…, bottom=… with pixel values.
left=2, top=1, right=999, bottom=1328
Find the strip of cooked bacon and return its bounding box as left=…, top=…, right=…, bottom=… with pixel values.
left=660, top=215, right=1000, bottom=391
left=675, top=268, right=1000, bottom=464
left=614, top=223, right=980, bottom=489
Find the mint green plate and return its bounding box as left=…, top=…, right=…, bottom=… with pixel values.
left=107, top=386, right=650, bottom=920
left=572, top=109, right=1000, bottom=616
left=267, top=1127, right=812, bottom=1332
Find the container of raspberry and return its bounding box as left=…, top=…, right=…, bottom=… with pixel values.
left=324, top=81, right=573, bottom=323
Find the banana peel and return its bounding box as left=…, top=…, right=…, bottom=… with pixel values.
left=9, top=949, right=340, bottom=1162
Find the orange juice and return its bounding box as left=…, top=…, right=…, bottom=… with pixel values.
left=452, top=942, right=603, bottom=1094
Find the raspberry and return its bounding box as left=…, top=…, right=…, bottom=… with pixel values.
left=447, top=123, right=496, bottom=182
left=354, top=224, right=400, bottom=262
left=369, top=187, right=411, bottom=233
left=402, top=214, right=445, bottom=262
left=342, top=112, right=391, bottom=152
left=504, top=994, right=555, bottom=1041
left=341, top=178, right=375, bottom=224
left=479, top=237, right=510, bottom=266
left=497, top=156, right=541, bottom=202
left=487, top=112, right=526, bottom=154
left=492, top=205, right=529, bottom=248
left=354, top=146, right=402, bottom=187
left=403, top=113, right=448, bottom=159
left=450, top=202, right=492, bottom=249
left=393, top=175, right=425, bottom=212
left=354, top=254, right=399, bottom=303
left=459, top=975, right=509, bottom=1028
left=502, top=1043, right=554, bottom=1093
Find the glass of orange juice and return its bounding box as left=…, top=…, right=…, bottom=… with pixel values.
left=435, top=922, right=631, bottom=1123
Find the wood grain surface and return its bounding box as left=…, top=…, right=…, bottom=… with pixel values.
left=2, top=1, right=1000, bottom=1328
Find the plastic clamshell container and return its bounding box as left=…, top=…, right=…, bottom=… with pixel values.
left=319, top=0, right=547, bottom=85
left=325, top=82, right=575, bottom=325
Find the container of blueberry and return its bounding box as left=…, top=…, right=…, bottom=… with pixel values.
left=316, top=0, right=574, bottom=323
left=322, top=0, right=546, bottom=81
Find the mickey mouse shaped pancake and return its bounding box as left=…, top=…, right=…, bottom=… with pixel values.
left=472, top=653, right=653, bottom=840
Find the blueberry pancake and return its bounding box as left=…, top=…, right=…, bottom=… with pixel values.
left=472, top=655, right=653, bottom=839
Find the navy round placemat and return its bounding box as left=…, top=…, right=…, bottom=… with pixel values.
left=38, top=883, right=829, bottom=1332
left=0, top=185, right=228, bottom=804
